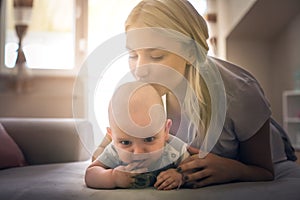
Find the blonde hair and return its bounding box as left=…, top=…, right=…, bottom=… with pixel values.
left=125, top=0, right=211, bottom=141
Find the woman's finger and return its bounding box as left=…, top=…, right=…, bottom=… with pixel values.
left=184, top=169, right=210, bottom=182
left=180, top=153, right=199, bottom=164
left=187, top=146, right=200, bottom=155
left=178, top=157, right=205, bottom=173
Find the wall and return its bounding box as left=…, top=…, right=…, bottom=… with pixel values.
left=225, top=1, right=300, bottom=124
left=0, top=75, right=84, bottom=118
left=270, top=13, right=300, bottom=123
left=226, top=39, right=271, bottom=99
left=215, top=0, right=257, bottom=59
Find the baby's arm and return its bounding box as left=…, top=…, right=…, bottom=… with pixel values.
left=85, top=160, right=135, bottom=189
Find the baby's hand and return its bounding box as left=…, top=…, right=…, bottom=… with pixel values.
left=112, top=166, right=135, bottom=188
left=154, top=168, right=183, bottom=190
left=112, top=162, right=148, bottom=188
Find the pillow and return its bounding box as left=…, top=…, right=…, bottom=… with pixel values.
left=0, top=123, right=27, bottom=169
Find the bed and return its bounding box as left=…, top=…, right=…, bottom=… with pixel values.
left=1, top=118, right=300, bottom=200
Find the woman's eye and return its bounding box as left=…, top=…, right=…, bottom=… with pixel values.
left=128, top=51, right=137, bottom=59
left=151, top=55, right=163, bottom=60
left=120, top=141, right=131, bottom=145
left=144, top=137, right=155, bottom=142
left=129, top=54, right=137, bottom=58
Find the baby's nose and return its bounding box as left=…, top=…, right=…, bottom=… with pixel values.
left=133, top=146, right=147, bottom=154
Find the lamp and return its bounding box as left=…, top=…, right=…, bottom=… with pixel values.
left=13, top=0, right=33, bottom=93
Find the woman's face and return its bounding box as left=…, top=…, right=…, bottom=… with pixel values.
left=126, top=28, right=189, bottom=96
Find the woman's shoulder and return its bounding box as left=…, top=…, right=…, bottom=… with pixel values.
left=208, top=56, right=266, bottom=100
left=208, top=57, right=258, bottom=85
left=207, top=57, right=271, bottom=137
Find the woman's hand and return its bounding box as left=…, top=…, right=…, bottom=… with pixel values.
left=154, top=168, right=183, bottom=190
left=177, top=146, right=240, bottom=188
left=178, top=120, right=274, bottom=188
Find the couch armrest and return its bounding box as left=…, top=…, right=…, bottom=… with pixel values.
left=0, top=118, right=94, bottom=165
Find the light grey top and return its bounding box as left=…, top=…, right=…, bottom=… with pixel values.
left=175, top=57, right=287, bottom=163
left=213, top=58, right=287, bottom=163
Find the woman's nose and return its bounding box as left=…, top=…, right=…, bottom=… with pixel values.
left=133, top=55, right=150, bottom=79
left=134, top=65, right=149, bottom=79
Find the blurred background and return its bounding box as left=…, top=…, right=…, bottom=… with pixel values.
left=0, top=0, right=300, bottom=156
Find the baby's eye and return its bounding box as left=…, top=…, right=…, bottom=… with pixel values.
left=120, top=140, right=132, bottom=145
left=144, top=137, right=155, bottom=143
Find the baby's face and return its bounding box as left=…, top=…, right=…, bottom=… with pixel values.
left=110, top=123, right=168, bottom=168
left=108, top=82, right=171, bottom=168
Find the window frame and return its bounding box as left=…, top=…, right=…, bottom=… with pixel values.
left=0, top=0, right=6, bottom=75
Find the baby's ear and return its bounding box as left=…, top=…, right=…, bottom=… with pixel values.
left=106, top=127, right=112, bottom=138
left=164, top=119, right=172, bottom=139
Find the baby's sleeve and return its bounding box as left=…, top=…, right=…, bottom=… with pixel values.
left=97, top=144, right=120, bottom=168
left=176, top=144, right=190, bottom=165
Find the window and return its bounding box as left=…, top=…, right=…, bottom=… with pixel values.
left=88, top=0, right=142, bottom=54
left=3, top=0, right=78, bottom=70
left=87, top=0, right=142, bottom=142
left=0, top=0, right=207, bottom=72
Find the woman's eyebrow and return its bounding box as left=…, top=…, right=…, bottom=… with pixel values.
left=125, top=46, right=167, bottom=51
left=148, top=48, right=166, bottom=51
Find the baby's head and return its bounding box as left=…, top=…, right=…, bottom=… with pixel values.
left=107, top=81, right=172, bottom=165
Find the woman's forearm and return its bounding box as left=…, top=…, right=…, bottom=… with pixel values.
left=241, top=167, right=274, bottom=182
left=231, top=159, right=274, bottom=182
left=237, top=119, right=274, bottom=181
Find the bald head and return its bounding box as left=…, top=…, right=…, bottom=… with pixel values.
left=109, top=82, right=166, bottom=138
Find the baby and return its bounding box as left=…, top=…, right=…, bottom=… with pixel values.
left=85, top=81, right=189, bottom=190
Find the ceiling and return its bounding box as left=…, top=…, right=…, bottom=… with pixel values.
left=228, top=0, right=300, bottom=40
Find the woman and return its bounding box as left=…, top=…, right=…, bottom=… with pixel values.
left=93, top=0, right=297, bottom=188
